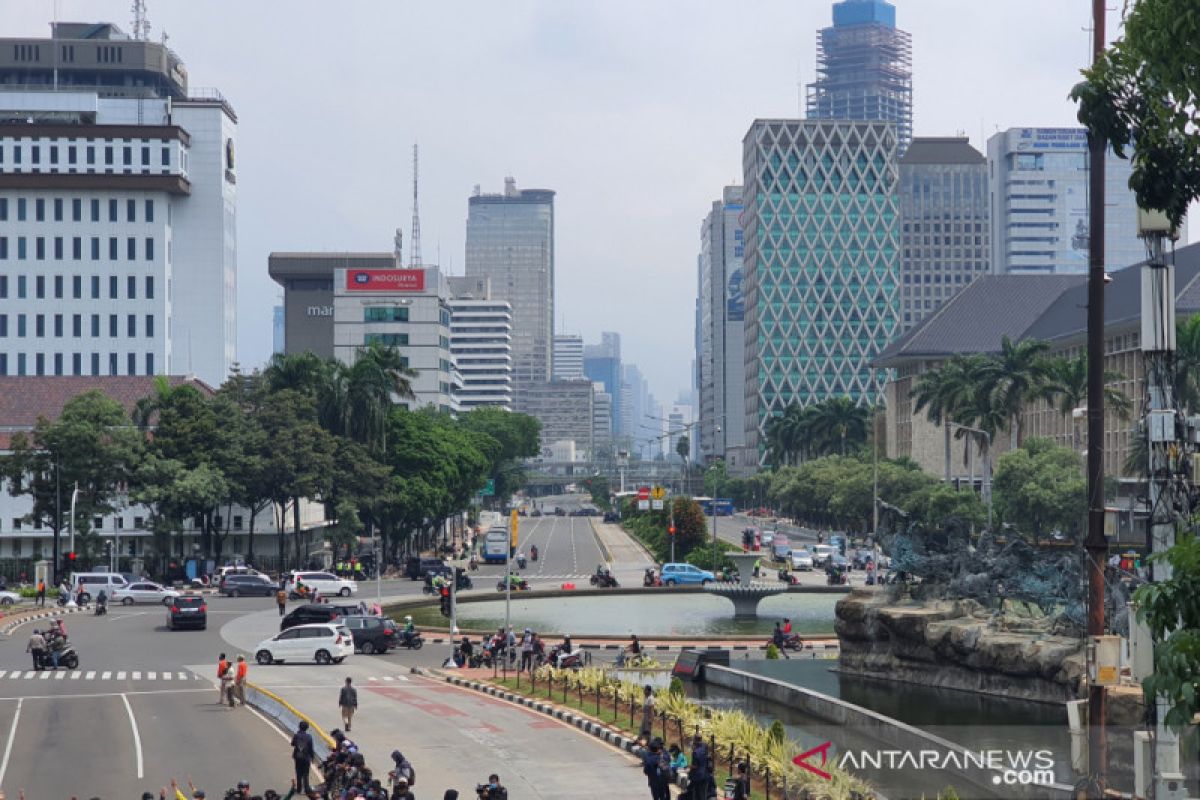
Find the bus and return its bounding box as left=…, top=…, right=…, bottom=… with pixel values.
left=483, top=528, right=510, bottom=564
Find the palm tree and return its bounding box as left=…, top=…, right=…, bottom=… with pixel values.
left=764, top=403, right=809, bottom=466
left=1038, top=353, right=1133, bottom=448
left=344, top=343, right=416, bottom=454
left=1174, top=314, right=1200, bottom=413
left=985, top=336, right=1055, bottom=448
left=806, top=397, right=870, bottom=456
left=912, top=355, right=978, bottom=481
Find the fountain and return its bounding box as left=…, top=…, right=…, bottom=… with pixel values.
left=703, top=552, right=787, bottom=619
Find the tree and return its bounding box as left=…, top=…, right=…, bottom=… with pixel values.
left=764, top=403, right=811, bottom=467
left=675, top=434, right=690, bottom=463
left=805, top=397, right=871, bottom=456
left=1038, top=353, right=1132, bottom=448
left=985, top=336, right=1054, bottom=449
left=992, top=438, right=1086, bottom=541
left=912, top=355, right=979, bottom=481
left=1173, top=314, right=1200, bottom=414
left=1135, top=533, right=1200, bottom=730
left=670, top=497, right=708, bottom=554
left=458, top=408, right=540, bottom=501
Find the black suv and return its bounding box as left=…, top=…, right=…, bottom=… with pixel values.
left=166, top=596, right=207, bottom=630
left=404, top=556, right=447, bottom=581
left=280, top=604, right=344, bottom=632
left=220, top=574, right=276, bottom=597
left=342, top=614, right=398, bottom=654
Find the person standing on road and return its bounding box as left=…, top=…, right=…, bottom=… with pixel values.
left=216, top=653, right=230, bottom=704
left=234, top=655, right=248, bottom=706
left=291, top=720, right=315, bottom=793
left=339, top=676, right=357, bottom=732
left=35, top=580, right=45, bottom=607
left=639, top=685, right=656, bottom=741
left=276, top=587, right=287, bottom=616
left=26, top=629, right=46, bottom=671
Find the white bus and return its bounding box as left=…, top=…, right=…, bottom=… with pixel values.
left=483, top=528, right=510, bottom=564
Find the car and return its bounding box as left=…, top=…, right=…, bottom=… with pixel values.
left=810, top=544, right=835, bottom=567
left=166, top=596, right=207, bottom=630
left=69, top=572, right=128, bottom=602
left=602, top=511, right=620, bottom=523
left=218, top=565, right=264, bottom=579
left=851, top=549, right=877, bottom=570
left=254, top=622, right=354, bottom=665
left=280, top=603, right=346, bottom=632
left=659, top=563, right=716, bottom=586
left=111, top=581, right=180, bottom=606
left=404, top=557, right=447, bottom=581
left=342, top=614, right=398, bottom=654
left=0, top=590, right=20, bottom=606
left=286, top=571, right=356, bottom=598
left=220, top=573, right=277, bottom=597
left=530, top=508, right=543, bottom=517
left=790, top=549, right=814, bottom=571
left=554, top=507, right=566, bottom=517
left=828, top=554, right=850, bottom=571
left=761, top=530, right=776, bottom=547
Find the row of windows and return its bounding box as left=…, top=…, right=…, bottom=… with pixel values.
left=0, top=274, right=155, bottom=300
left=0, top=351, right=154, bottom=377
left=0, top=312, right=155, bottom=338
left=0, top=197, right=157, bottom=223
left=364, top=333, right=408, bottom=346
left=8, top=514, right=248, bottom=533
left=0, top=236, right=156, bottom=262
left=902, top=272, right=979, bottom=285
left=363, top=307, right=409, bottom=322
left=0, top=144, right=169, bottom=169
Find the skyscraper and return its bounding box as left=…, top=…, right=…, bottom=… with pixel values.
left=899, top=137, right=990, bottom=331
left=807, top=0, right=913, bottom=156
left=583, top=332, right=622, bottom=439
left=465, top=178, right=555, bottom=398
left=697, top=186, right=746, bottom=465
left=552, top=334, right=584, bottom=381
left=741, top=119, right=900, bottom=464
left=0, top=23, right=237, bottom=386
left=987, top=128, right=1147, bottom=275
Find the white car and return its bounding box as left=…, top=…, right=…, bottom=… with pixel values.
left=286, top=571, right=357, bottom=598
left=254, top=623, right=355, bottom=665
left=761, top=530, right=776, bottom=547
left=0, top=590, right=20, bottom=606
left=810, top=544, right=835, bottom=567
left=790, top=549, right=814, bottom=571
left=111, top=581, right=181, bottom=605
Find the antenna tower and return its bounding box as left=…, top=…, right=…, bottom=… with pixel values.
left=409, top=143, right=422, bottom=268
left=131, top=0, right=151, bottom=41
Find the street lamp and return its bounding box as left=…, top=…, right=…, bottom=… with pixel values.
left=951, top=423, right=992, bottom=529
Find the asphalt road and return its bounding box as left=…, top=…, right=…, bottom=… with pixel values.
left=0, top=599, right=297, bottom=797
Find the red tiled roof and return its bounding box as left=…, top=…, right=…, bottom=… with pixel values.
left=0, top=376, right=215, bottom=449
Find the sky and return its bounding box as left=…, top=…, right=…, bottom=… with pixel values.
left=5, top=0, right=1191, bottom=406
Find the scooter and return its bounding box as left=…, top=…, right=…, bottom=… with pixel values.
left=530, top=546, right=539, bottom=562
left=93, top=599, right=108, bottom=616
left=36, top=645, right=79, bottom=670
left=516, top=553, right=527, bottom=569
left=777, top=569, right=799, bottom=586
left=643, top=569, right=662, bottom=588
left=396, top=631, right=424, bottom=650
left=496, top=577, right=531, bottom=592
left=590, top=571, right=619, bottom=588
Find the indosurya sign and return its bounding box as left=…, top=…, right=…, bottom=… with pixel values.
left=345, top=269, right=425, bottom=292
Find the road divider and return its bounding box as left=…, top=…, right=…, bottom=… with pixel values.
left=243, top=681, right=335, bottom=762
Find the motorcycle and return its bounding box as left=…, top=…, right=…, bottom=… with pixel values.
left=288, top=585, right=314, bottom=601
left=530, top=546, right=539, bottom=562
left=590, top=571, right=619, bottom=588
left=36, top=645, right=79, bottom=670
left=826, top=569, right=849, bottom=586
left=396, top=631, right=424, bottom=650
left=777, top=569, right=799, bottom=586
left=516, top=553, right=527, bottom=569
left=454, top=571, right=473, bottom=590
left=643, top=569, right=662, bottom=588
left=496, top=577, right=530, bottom=592
left=773, top=634, right=804, bottom=652
left=93, top=599, right=108, bottom=616
left=547, top=644, right=585, bottom=669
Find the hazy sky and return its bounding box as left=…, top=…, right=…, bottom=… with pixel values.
left=6, top=1, right=1185, bottom=405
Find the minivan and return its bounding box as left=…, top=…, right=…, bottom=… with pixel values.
left=70, top=572, right=128, bottom=602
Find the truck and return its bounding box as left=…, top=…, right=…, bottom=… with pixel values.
left=482, top=528, right=510, bottom=564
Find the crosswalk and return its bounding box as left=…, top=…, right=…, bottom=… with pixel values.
left=363, top=674, right=410, bottom=683
left=0, top=668, right=203, bottom=682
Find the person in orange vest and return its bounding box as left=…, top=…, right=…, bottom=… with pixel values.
left=234, top=655, right=248, bottom=707
left=217, top=652, right=231, bottom=704
left=35, top=579, right=46, bottom=607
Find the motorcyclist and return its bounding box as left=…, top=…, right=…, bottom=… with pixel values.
left=516, top=551, right=527, bottom=569
left=468, top=552, right=479, bottom=570
left=530, top=545, right=539, bottom=561
left=95, top=589, right=108, bottom=616
left=401, top=615, right=417, bottom=646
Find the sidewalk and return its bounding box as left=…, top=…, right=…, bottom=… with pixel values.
left=257, top=666, right=650, bottom=797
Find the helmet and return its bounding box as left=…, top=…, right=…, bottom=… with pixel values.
left=404, top=615, right=412, bottom=622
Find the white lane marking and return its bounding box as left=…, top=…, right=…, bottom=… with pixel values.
left=147, top=672, right=156, bottom=681
left=0, top=671, right=7, bottom=679
left=0, top=697, right=22, bottom=788
left=85, top=671, right=96, bottom=680
left=101, top=671, right=111, bottom=680
left=132, top=671, right=141, bottom=680
left=54, top=671, right=65, bottom=680
left=117, top=671, right=127, bottom=680
left=120, top=693, right=144, bottom=779
left=22, top=672, right=34, bottom=680
left=162, top=672, right=172, bottom=680
left=178, top=672, right=188, bottom=681
left=71, top=671, right=82, bottom=680
left=0, top=688, right=209, bottom=701
left=38, top=671, right=51, bottom=680
left=381, top=676, right=393, bottom=681
left=7, top=673, right=19, bottom=680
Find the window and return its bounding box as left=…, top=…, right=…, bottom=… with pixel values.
left=34, top=315, right=44, bottom=337
left=127, top=314, right=136, bottom=337
left=90, top=199, right=100, bottom=221
left=72, top=198, right=81, bottom=221
left=104, top=146, right=113, bottom=166
left=108, top=238, right=117, bottom=261
left=365, top=333, right=409, bottom=346
left=145, top=276, right=154, bottom=299
left=31, top=146, right=40, bottom=166
left=89, top=352, right=99, bottom=375
left=17, top=199, right=25, bottom=221
left=53, top=314, right=62, bottom=337
left=108, top=199, right=117, bottom=222
left=127, top=237, right=136, bottom=261
left=16, top=353, right=24, bottom=376
left=364, top=307, right=409, bottom=322
left=127, top=353, right=136, bottom=375
left=35, top=199, right=44, bottom=221
left=16, top=315, right=25, bottom=337
left=17, top=238, right=26, bottom=260
left=86, top=145, right=95, bottom=165
left=144, top=200, right=154, bottom=222
left=145, top=238, right=154, bottom=261
left=35, top=276, right=44, bottom=298
left=72, top=314, right=81, bottom=337
left=90, top=315, right=99, bottom=337
left=90, top=276, right=100, bottom=299
left=0, top=354, right=6, bottom=376
left=72, top=237, right=81, bottom=260
left=145, top=352, right=154, bottom=374
left=53, top=237, right=62, bottom=260
left=127, top=199, right=136, bottom=222
left=72, top=353, right=81, bottom=375
left=0, top=315, right=6, bottom=336
left=12, top=147, right=19, bottom=166
left=108, top=353, right=117, bottom=376
left=141, top=147, right=150, bottom=167
left=108, top=314, right=117, bottom=337
left=17, top=276, right=25, bottom=298
left=0, top=199, right=5, bottom=220
left=68, top=145, right=76, bottom=165
left=145, top=315, right=154, bottom=337
left=109, top=276, right=118, bottom=299
left=122, top=146, right=131, bottom=166
left=127, top=276, right=136, bottom=299
left=53, top=275, right=62, bottom=298
left=0, top=238, right=6, bottom=259
left=53, top=198, right=62, bottom=221
left=35, top=238, right=44, bottom=260
left=161, top=147, right=169, bottom=166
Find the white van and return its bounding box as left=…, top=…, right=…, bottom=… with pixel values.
left=810, top=545, right=835, bottom=567
left=70, top=572, right=129, bottom=602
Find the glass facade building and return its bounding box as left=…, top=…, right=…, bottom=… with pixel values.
left=465, top=178, right=555, bottom=398
left=899, top=137, right=990, bottom=331
left=807, top=0, right=913, bottom=156
left=741, top=119, right=900, bottom=461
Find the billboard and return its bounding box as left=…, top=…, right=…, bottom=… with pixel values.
left=345, top=269, right=425, bottom=292
left=727, top=267, right=744, bottom=322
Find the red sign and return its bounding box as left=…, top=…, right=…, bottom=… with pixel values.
left=345, top=269, right=425, bottom=292
left=637, top=486, right=651, bottom=501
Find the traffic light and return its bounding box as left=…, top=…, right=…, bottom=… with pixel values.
left=67, top=552, right=76, bottom=562
left=668, top=525, right=676, bottom=537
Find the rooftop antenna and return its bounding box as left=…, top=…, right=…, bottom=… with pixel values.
left=409, top=143, right=422, bottom=268
left=131, top=0, right=151, bottom=41
left=393, top=227, right=403, bottom=264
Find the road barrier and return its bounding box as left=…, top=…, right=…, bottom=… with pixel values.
left=244, top=682, right=335, bottom=762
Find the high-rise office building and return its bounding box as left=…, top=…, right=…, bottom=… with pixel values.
left=552, top=334, right=584, bottom=381
left=0, top=23, right=237, bottom=386
left=516, top=380, right=594, bottom=459
left=591, top=382, right=613, bottom=461
left=583, top=332, right=621, bottom=439
left=697, top=186, right=746, bottom=465
left=987, top=128, right=1147, bottom=275
left=465, top=178, right=555, bottom=398
left=446, top=279, right=513, bottom=412
left=807, top=0, right=913, bottom=156
left=740, top=119, right=900, bottom=465
left=899, top=137, right=990, bottom=331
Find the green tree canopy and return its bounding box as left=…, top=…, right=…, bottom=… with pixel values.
left=992, top=438, right=1086, bottom=541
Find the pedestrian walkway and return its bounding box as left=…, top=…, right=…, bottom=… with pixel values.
left=0, top=668, right=204, bottom=682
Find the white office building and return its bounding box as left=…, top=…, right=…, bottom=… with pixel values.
left=448, top=295, right=513, bottom=411
left=552, top=334, right=584, bottom=381
left=987, top=127, right=1152, bottom=275
left=0, top=23, right=237, bottom=387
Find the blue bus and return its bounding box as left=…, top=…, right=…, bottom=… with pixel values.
left=483, top=529, right=510, bottom=564
left=697, top=498, right=734, bottom=517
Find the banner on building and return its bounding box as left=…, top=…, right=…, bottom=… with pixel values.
left=345, top=269, right=425, bottom=292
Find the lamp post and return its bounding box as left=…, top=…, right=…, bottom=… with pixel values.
left=951, top=423, right=992, bottom=528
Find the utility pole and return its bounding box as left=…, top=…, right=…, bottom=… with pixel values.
left=1083, top=1, right=1108, bottom=793
left=53, top=456, right=61, bottom=585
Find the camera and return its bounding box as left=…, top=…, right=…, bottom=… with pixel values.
left=475, top=786, right=490, bottom=799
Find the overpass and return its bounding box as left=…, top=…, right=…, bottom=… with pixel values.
left=524, top=460, right=688, bottom=493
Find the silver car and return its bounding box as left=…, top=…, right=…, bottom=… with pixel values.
left=790, top=549, right=814, bottom=571
left=111, top=581, right=181, bottom=606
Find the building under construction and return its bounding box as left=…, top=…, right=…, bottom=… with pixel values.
left=806, top=0, right=913, bottom=156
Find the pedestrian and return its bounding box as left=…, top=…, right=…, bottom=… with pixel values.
left=35, top=580, right=45, bottom=607
left=443, top=792, right=459, bottom=800
left=26, top=629, right=46, bottom=671
left=730, top=761, right=750, bottom=800
left=687, top=735, right=710, bottom=800
left=291, top=720, right=315, bottom=793
left=339, top=676, right=357, bottom=732
left=234, top=655, right=248, bottom=706
left=520, top=629, right=534, bottom=672
left=216, top=652, right=231, bottom=704
left=639, top=684, right=655, bottom=741
left=391, top=779, right=415, bottom=800
left=276, top=587, right=287, bottom=617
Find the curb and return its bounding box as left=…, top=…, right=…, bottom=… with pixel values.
left=0, top=606, right=83, bottom=636
left=413, top=667, right=643, bottom=757
left=243, top=681, right=336, bottom=761
left=418, top=635, right=839, bottom=654
left=588, top=518, right=614, bottom=563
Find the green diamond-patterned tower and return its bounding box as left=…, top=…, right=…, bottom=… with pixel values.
left=741, top=119, right=900, bottom=461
